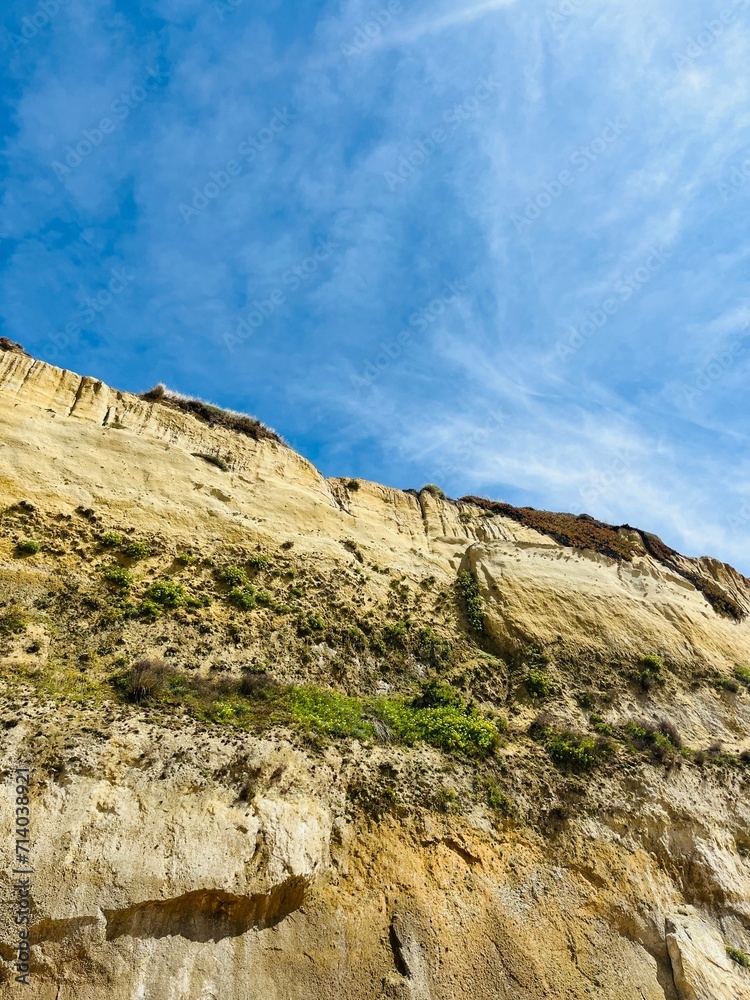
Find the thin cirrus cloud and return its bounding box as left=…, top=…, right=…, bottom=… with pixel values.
left=0, top=0, right=749, bottom=571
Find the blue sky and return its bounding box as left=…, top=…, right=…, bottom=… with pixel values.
left=2, top=0, right=750, bottom=572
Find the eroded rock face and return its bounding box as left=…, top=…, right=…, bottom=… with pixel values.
left=666, top=910, right=750, bottom=1000
left=1, top=353, right=750, bottom=999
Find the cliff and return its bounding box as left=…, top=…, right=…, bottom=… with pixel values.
left=0, top=348, right=749, bottom=999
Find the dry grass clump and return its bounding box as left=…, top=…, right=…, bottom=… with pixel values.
left=0, top=337, right=29, bottom=355
left=140, top=383, right=284, bottom=445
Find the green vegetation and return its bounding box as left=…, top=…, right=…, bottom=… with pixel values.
left=590, top=713, right=614, bottom=736
left=193, top=453, right=229, bottom=472
left=727, top=946, right=750, bottom=969
left=0, top=609, right=28, bottom=636
left=435, top=787, right=458, bottom=812
left=345, top=479, right=360, bottom=491
left=103, top=565, right=133, bottom=589
left=15, top=539, right=41, bottom=556
left=375, top=683, right=499, bottom=758
left=526, top=669, right=552, bottom=699
left=122, top=540, right=151, bottom=561
left=457, top=570, right=484, bottom=633
left=100, top=531, right=123, bottom=547
left=625, top=719, right=682, bottom=763
left=228, top=586, right=258, bottom=610
left=416, top=626, right=451, bottom=665
left=144, top=581, right=187, bottom=608
left=287, top=687, right=371, bottom=739
left=247, top=553, right=271, bottom=571
left=218, top=564, right=248, bottom=587
left=735, top=667, right=750, bottom=688
left=422, top=483, right=446, bottom=499
left=531, top=716, right=607, bottom=771
left=478, top=778, right=516, bottom=816
left=383, top=619, right=409, bottom=648
left=639, top=654, right=663, bottom=691
left=175, top=551, right=197, bottom=566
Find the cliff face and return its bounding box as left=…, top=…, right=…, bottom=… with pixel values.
left=1, top=350, right=749, bottom=999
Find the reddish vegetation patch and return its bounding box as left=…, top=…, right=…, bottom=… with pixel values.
left=461, top=496, right=746, bottom=621
left=140, top=383, right=285, bottom=445
left=0, top=337, right=28, bottom=355
left=461, top=497, right=643, bottom=562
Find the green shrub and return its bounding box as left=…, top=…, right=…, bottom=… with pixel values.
left=374, top=698, right=498, bottom=758
left=287, top=687, right=372, bottom=739
left=139, top=599, right=162, bottom=620
left=545, top=730, right=601, bottom=771
left=422, top=484, right=446, bottom=499
left=297, top=612, right=325, bottom=636
left=412, top=679, right=463, bottom=710
left=481, top=779, right=515, bottom=816
left=100, top=531, right=123, bottom=548
left=103, top=565, right=133, bottom=589
left=0, top=609, right=28, bottom=636
left=416, top=627, right=451, bottom=664
left=590, top=713, right=614, bottom=735
left=526, top=669, right=552, bottom=699
left=346, top=479, right=361, bottom=491
left=123, top=540, right=151, bottom=561
left=218, top=565, right=248, bottom=587
left=531, top=716, right=605, bottom=771
left=248, top=553, right=271, bottom=571
left=642, top=654, right=663, bottom=672
left=229, top=586, right=257, bottom=610
left=176, top=551, right=197, bottom=566
left=727, top=946, right=750, bottom=969
left=15, top=540, right=41, bottom=556
left=639, top=654, right=664, bottom=691
left=383, top=619, right=409, bottom=648
left=625, top=719, right=682, bottom=762
left=457, top=570, right=484, bottom=633
left=145, top=581, right=186, bottom=608
left=435, top=787, right=458, bottom=812
left=734, top=667, right=750, bottom=688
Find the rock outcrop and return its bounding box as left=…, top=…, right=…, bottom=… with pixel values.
left=1, top=349, right=749, bottom=999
